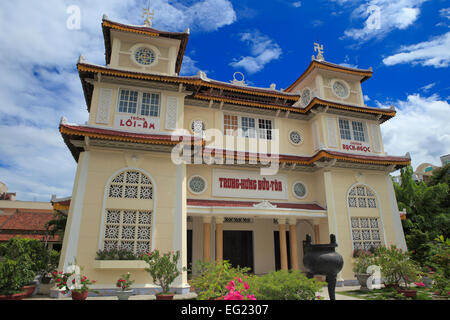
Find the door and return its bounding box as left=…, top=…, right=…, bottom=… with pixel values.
left=187, top=229, right=192, bottom=274
left=223, top=231, right=254, bottom=273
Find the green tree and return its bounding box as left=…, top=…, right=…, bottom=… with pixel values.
left=393, top=165, right=450, bottom=265
left=44, top=209, right=68, bottom=239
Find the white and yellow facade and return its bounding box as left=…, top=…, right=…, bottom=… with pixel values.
left=57, top=17, right=410, bottom=296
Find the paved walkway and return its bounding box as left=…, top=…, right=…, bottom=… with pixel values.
left=26, top=286, right=362, bottom=300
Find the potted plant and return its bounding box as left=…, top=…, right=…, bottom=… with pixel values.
left=140, top=249, right=185, bottom=300
left=396, top=258, right=421, bottom=298
left=51, top=268, right=97, bottom=300
left=352, top=249, right=376, bottom=291
left=116, top=272, right=135, bottom=300
left=0, top=258, right=35, bottom=300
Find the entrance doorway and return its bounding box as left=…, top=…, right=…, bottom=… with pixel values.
left=274, top=231, right=292, bottom=270
left=223, top=231, right=254, bottom=273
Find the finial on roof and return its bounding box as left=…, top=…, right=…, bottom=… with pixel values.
left=197, top=70, right=209, bottom=81
left=185, top=28, right=190, bottom=34
left=78, top=55, right=86, bottom=64
left=314, top=43, right=325, bottom=61
left=230, top=72, right=247, bottom=87
left=369, top=66, right=373, bottom=71
left=102, top=14, right=109, bottom=21
left=60, top=116, right=68, bottom=125
left=405, top=152, right=411, bottom=158
left=142, top=1, right=155, bottom=27
left=270, top=83, right=276, bottom=90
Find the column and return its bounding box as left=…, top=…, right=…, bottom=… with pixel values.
left=203, top=217, right=212, bottom=262
left=278, top=218, right=288, bottom=270
left=215, top=217, right=224, bottom=262
left=288, top=219, right=299, bottom=270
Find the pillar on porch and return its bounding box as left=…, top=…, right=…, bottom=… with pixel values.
left=215, top=217, right=224, bottom=262
left=278, top=218, right=288, bottom=270
left=288, top=219, right=299, bottom=270
left=203, top=217, right=212, bottom=262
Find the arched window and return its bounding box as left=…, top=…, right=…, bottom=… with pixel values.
left=348, top=185, right=376, bottom=208
left=102, top=170, right=154, bottom=254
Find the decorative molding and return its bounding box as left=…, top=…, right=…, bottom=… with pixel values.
left=326, top=117, right=338, bottom=148
left=96, top=88, right=113, bottom=124
left=165, top=96, right=178, bottom=130
left=253, top=200, right=277, bottom=209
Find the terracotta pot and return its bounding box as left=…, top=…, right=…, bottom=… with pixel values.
left=156, top=293, right=175, bottom=300
left=71, top=290, right=89, bottom=300
left=0, top=291, right=27, bottom=300
left=397, top=289, right=417, bottom=298
left=22, top=285, right=37, bottom=297
left=384, top=283, right=399, bottom=290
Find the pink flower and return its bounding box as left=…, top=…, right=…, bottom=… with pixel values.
left=246, top=294, right=256, bottom=300
left=244, top=282, right=250, bottom=290
left=238, top=277, right=242, bottom=283
left=414, top=282, right=425, bottom=287
left=226, top=280, right=236, bottom=291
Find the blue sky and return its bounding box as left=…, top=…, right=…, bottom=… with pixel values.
left=0, top=0, right=449, bottom=201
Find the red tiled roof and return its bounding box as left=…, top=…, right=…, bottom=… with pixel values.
left=187, top=199, right=325, bottom=211
left=1, top=211, right=54, bottom=231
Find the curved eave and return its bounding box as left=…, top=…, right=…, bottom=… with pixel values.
left=101, top=19, right=189, bottom=75
left=203, top=148, right=411, bottom=169
left=60, top=124, right=184, bottom=161
left=285, top=60, right=373, bottom=93
left=77, top=63, right=300, bottom=111
left=194, top=94, right=396, bottom=122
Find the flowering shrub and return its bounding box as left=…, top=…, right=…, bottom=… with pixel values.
left=352, top=250, right=377, bottom=274
left=116, top=272, right=134, bottom=291
left=140, top=249, right=184, bottom=294
left=51, top=270, right=96, bottom=294
left=223, top=277, right=256, bottom=300
left=190, top=260, right=251, bottom=300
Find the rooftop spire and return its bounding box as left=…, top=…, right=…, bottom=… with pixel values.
left=313, top=43, right=325, bottom=61
left=142, top=0, right=155, bottom=27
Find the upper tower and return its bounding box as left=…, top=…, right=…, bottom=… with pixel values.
left=101, top=15, right=189, bottom=76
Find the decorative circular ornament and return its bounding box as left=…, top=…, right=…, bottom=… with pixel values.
left=191, top=120, right=206, bottom=135
left=188, top=176, right=207, bottom=194
left=332, top=80, right=349, bottom=99
left=293, top=181, right=307, bottom=199
left=289, top=130, right=302, bottom=145
left=301, top=88, right=311, bottom=106
left=134, top=47, right=156, bottom=66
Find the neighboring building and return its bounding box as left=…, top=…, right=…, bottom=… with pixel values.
left=440, top=154, right=450, bottom=166
left=57, top=15, right=410, bottom=295
left=415, top=163, right=441, bottom=183
left=0, top=182, right=62, bottom=250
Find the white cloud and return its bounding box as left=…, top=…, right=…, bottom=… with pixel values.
left=229, top=31, right=282, bottom=74
left=382, top=32, right=450, bottom=68
left=440, top=8, right=450, bottom=20
left=292, top=1, right=302, bottom=8
left=419, top=82, right=436, bottom=93
left=363, top=94, right=371, bottom=102
left=382, top=94, right=450, bottom=170
left=342, top=0, right=428, bottom=41
left=0, top=1, right=236, bottom=201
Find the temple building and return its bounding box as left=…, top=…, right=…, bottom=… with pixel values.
left=57, top=15, right=410, bottom=296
